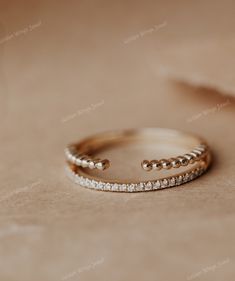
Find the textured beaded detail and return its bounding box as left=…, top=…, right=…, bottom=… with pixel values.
left=66, top=142, right=209, bottom=173
left=65, top=147, right=110, bottom=170
left=141, top=144, right=208, bottom=171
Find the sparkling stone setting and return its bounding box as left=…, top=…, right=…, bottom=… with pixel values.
left=65, top=166, right=206, bottom=193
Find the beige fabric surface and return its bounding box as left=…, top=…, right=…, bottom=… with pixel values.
left=0, top=1, right=235, bottom=281
left=151, top=38, right=235, bottom=97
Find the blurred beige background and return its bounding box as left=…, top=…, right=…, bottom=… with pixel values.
left=0, top=1, right=235, bottom=281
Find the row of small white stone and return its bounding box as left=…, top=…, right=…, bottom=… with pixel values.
left=65, top=166, right=205, bottom=192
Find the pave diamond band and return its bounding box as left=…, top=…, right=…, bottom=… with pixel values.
left=65, top=163, right=208, bottom=192
left=65, top=128, right=212, bottom=192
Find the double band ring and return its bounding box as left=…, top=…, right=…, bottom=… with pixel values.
left=65, top=128, right=212, bottom=192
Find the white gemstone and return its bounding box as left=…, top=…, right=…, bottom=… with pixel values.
left=153, top=180, right=161, bottom=189
left=161, top=179, right=168, bottom=188
left=96, top=182, right=103, bottom=190
left=120, top=184, right=127, bottom=192
left=189, top=172, right=194, bottom=180
left=170, top=177, right=176, bottom=186
left=177, top=176, right=183, bottom=184
left=145, top=181, right=152, bottom=191
left=90, top=180, right=96, bottom=189
left=112, top=183, right=119, bottom=191
left=85, top=178, right=91, bottom=187
left=136, top=183, right=144, bottom=191
left=128, top=184, right=135, bottom=192
left=104, top=183, right=111, bottom=191
left=183, top=174, right=189, bottom=182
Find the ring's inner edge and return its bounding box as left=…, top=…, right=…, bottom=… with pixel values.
left=75, top=128, right=205, bottom=155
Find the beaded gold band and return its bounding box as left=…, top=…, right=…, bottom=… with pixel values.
left=65, top=128, right=212, bottom=192
left=141, top=143, right=208, bottom=171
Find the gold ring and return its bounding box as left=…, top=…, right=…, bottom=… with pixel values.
left=65, top=128, right=212, bottom=192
